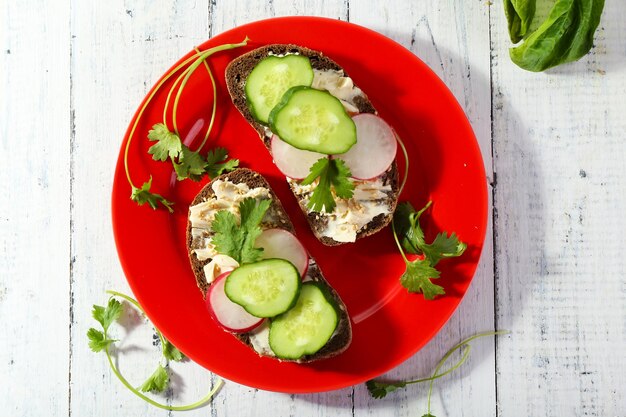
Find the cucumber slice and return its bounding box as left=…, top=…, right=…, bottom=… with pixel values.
left=269, top=282, right=339, bottom=359
left=224, top=259, right=301, bottom=318
left=245, top=55, right=314, bottom=124
left=269, top=86, right=357, bottom=154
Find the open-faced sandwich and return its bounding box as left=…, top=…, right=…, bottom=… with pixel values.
left=226, top=44, right=400, bottom=245
left=186, top=168, right=352, bottom=362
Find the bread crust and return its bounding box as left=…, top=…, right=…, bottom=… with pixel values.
left=186, top=168, right=352, bottom=362
left=225, top=44, right=399, bottom=246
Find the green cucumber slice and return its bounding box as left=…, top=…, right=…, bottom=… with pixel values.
left=269, top=86, right=357, bottom=154
left=245, top=55, right=314, bottom=124
left=268, top=282, right=339, bottom=359
left=224, top=259, right=301, bottom=318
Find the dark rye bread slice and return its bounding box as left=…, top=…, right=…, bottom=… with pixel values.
left=186, top=168, right=352, bottom=362
left=225, top=44, right=400, bottom=246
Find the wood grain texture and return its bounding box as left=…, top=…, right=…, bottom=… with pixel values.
left=350, top=2, right=496, bottom=417
left=0, top=0, right=71, bottom=415
left=490, top=1, right=626, bottom=416
left=68, top=1, right=216, bottom=416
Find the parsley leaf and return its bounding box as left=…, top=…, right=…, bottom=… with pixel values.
left=92, top=298, right=122, bottom=332
left=87, top=328, right=115, bottom=352
left=211, top=197, right=271, bottom=264
left=173, top=146, right=206, bottom=181
left=131, top=177, right=174, bottom=213
left=205, top=147, right=239, bottom=179
left=139, top=364, right=169, bottom=393
left=421, top=232, right=467, bottom=267
left=301, top=157, right=355, bottom=213
left=392, top=201, right=466, bottom=299
left=148, top=124, right=238, bottom=182
left=147, top=123, right=182, bottom=161
left=400, top=259, right=444, bottom=300
left=365, top=380, right=407, bottom=399
left=162, top=339, right=185, bottom=362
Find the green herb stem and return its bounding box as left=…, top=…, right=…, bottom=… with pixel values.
left=391, top=220, right=410, bottom=263
left=173, top=39, right=249, bottom=139
left=395, top=134, right=410, bottom=196
left=425, top=330, right=510, bottom=415
left=163, top=64, right=193, bottom=130
left=123, top=37, right=248, bottom=189
left=104, top=346, right=221, bottom=411
left=104, top=290, right=224, bottom=410
left=193, top=47, right=218, bottom=153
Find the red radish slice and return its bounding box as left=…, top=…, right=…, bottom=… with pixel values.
left=334, top=113, right=398, bottom=180
left=255, top=228, right=309, bottom=277
left=206, top=272, right=264, bottom=333
left=271, top=135, right=326, bottom=179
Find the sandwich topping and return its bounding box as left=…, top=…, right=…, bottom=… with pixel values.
left=289, top=177, right=393, bottom=243
left=189, top=179, right=275, bottom=261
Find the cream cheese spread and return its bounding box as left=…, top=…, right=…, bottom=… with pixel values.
left=289, top=177, right=392, bottom=243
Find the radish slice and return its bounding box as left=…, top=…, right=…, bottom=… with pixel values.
left=271, top=135, right=326, bottom=179
left=334, top=113, right=398, bottom=180
left=255, top=228, right=309, bottom=277
left=206, top=272, right=264, bottom=333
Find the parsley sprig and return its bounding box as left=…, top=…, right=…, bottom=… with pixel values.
left=301, top=157, right=355, bottom=213
left=366, top=330, right=510, bottom=416
left=392, top=201, right=467, bottom=300
left=124, top=39, right=249, bottom=212
left=88, top=290, right=222, bottom=410
left=211, top=197, right=271, bottom=264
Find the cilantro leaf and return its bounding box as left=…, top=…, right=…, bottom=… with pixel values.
left=421, top=232, right=467, bottom=267
left=162, top=339, right=185, bottom=362
left=87, top=328, right=115, bottom=352
left=147, top=123, right=182, bottom=161
left=394, top=201, right=429, bottom=254
left=173, top=146, right=207, bottom=181
left=139, top=364, right=169, bottom=393
left=400, top=258, right=444, bottom=300
left=211, top=197, right=271, bottom=264
left=92, top=298, right=122, bottom=332
left=131, top=177, right=174, bottom=213
left=422, top=414, right=437, bottom=417
left=205, top=147, right=239, bottom=178
left=365, top=380, right=406, bottom=399
left=301, top=158, right=355, bottom=213
left=330, top=158, right=354, bottom=199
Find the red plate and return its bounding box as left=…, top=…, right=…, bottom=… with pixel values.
left=112, top=17, right=487, bottom=393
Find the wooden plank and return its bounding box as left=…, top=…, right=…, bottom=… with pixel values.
left=0, top=0, right=71, bottom=414
left=490, top=1, right=626, bottom=416
left=68, top=1, right=216, bottom=416
left=208, top=2, right=355, bottom=417
left=349, top=1, right=496, bottom=417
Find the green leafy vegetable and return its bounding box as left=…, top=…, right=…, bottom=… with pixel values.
left=301, top=157, right=355, bottom=213
left=211, top=197, right=271, bottom=264
left=139, top=364, right=169, bottom=393
left=205, top=147, right=240, bottom=179
left=400, top=259, right=444, bottom=300
left=122, top=39, right=249, bottom=210
left=366, top=330, right=510, bottom=417
left=130, top=177, right=174, bottom=213
left=147, top=123, right=239, bottom=182
left=392, top=201, right=466, bottom=300
left=505, top=0, right=605, bottom=72
left=147, top=123, right=182, bottom=161
left=504, top=0, right=536, bottom=43
left=88, top=290, right=221, bottom=411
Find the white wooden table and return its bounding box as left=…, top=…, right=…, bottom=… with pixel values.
left=2, top=1, right=625, bottom=416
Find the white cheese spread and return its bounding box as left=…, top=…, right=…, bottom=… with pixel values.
left=202, top=254, right=239, bottom=284
left=289, top=177, right=392, bottom=243
left=248, top=321, right=273, bottom=356
left=312, top=69, right=362, bottom=113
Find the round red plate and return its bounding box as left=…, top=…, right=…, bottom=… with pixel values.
left=112, top=16, right=487, bottom=393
